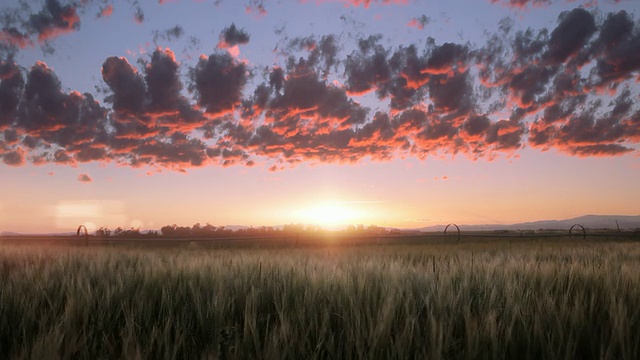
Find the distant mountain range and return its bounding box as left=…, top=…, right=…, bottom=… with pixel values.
left=417, top=215, right=640, bottom=232
left=0, top=231, right=21, bottom=236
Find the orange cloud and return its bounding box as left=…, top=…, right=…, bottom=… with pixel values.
left=0, top=29, right=34, bottom=48
left=407, top=15, right=430, bottom=30
left=98, top=5, right=114, bottom=18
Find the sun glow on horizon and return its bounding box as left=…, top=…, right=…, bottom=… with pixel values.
left=294, top=201, right=367, bottom=229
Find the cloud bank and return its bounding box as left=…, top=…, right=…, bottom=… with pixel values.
left=1, top=3, right=639, bottom=172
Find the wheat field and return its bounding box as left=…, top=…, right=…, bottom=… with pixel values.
left=1, top=239, right=639, bottom=359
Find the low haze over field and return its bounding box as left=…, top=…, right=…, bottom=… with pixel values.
left=1, top=0, right=639, bottom=233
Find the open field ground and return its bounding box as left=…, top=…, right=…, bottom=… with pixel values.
left=1, top=236, right=640, bottom=359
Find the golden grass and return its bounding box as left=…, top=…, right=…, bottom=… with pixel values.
left=0, top=240, right=639, bottom=359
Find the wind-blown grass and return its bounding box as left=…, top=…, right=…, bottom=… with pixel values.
left=0, top=241, right=639, bottom=359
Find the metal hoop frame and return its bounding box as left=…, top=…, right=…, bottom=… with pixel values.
left=444, top=223, right=461, bottom=243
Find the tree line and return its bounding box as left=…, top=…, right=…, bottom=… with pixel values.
left=94, top=223, right=391, bottom=238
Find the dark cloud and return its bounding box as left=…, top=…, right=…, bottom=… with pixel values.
left=511, top=28, right=548, bottom=64
left=102, top=56, right=147, bottom=114
left=423, top=42, right=469, bottom=75
left=408, top=15, right=430, bottom=30
left=146, top=49, right=182, bottom=111
left=0, top=0, right=84, bottom=54
left=0, top=59, right=23, bottom=129
left=2, top=147, right=25, bottom=166
left=18, top=62, right=107, bottom=150
left=233, top=6, right=638, bottom=164
left=463, top=114, right=491, bottom=139
left=529, top=89, right=636, bottom=156
left=2, top=148, right=25, bottom=166
left=269, top=66, right=285, bottom=93
left=246, top=0, right=267, bottom=15
left=21, top=61, right=70, bottom=128
left=153, top=25, right=184, bottom=43
left=3, top=129, right=18, bottom=144
left=351, top=112, right=402, bottom=161
left=597, top=10, right=634, bottom=49
left=96, top=4, right=113, bottom=19
left=22, top=135, right=38, bottom=149
left=591, top=11, right=640, bottom=87
left=544, top=8, right=596, bottom=66
left=28, top=0, right=80, bottom=42
left=19, top=65, right=110, bottom=163
left=0, top=59, right=113, bottom=167
left=383, top=45, right=428, bottom=110
left=133, top=6, right=144, bottom=24
left=77, top=173, right=93, bottom=183
left=218, top=57, right=372, bottom=165
left=145, top=48, right=204, bottom=129
left=484, top=119, right=525, bottom=151
left=218, top=23, right=250, bottom=48
left=507, top=65, right=555, bottom=108
left=287, top=36, right=318, bottom=52
left=344, top=35, right=390, bottom=95
left=84, top=49, right=215, bottom=169
left=489, top=0, right=616, bottom=9
left=132, top=134, right=212, bottom=169
left=311, top=35, right=340, bottom=77
left=565, top=144, right=633, bottom=157
left=427, top=70, right=473, bottom=113
left=472, top=6, right=640, bottom=159
left=101, top=48, right=201, bottom=133
left=343, top=39, right=475, bottom=113
left=53, top=149, right=75, bottom=165
left=190, top=52, right=247, bottom=116
left=0, top=28, right=33, bottom=49
left=279, top=34, right=340, bottom=79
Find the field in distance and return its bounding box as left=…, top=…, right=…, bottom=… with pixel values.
left=1, top=227, right=638, bottom=248
left=1, top=237, right=639, bottom=359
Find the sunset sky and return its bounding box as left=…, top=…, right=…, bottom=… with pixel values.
left=0, top=0, right=639, bottom=233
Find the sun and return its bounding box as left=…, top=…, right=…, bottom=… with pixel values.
left=296, top=202, right=362, bottom=229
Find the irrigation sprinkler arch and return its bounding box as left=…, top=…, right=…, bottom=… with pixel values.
left=444, top=223, right=461, bottom=243
left=569, top=224, right=586, bottom=241
left=77, top=225, right=88, bottom=246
